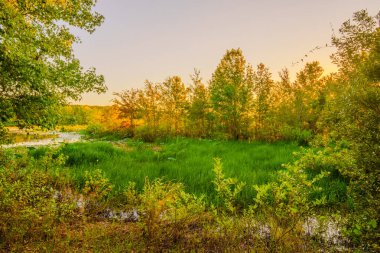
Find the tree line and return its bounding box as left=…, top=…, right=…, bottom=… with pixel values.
left=113, top=49, right=329, bottom=142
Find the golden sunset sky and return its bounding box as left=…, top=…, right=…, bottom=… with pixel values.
left=72, top=0, right=379, bottom=105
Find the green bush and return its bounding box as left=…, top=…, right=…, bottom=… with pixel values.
left=81, top=169, right=114, bottom=216
left=85, top=123, right=105, bottom=137
left=212, top=158, right=245, bottom=214
left=281, top=126, right=312, bottom=146
left=252, top=157, right=329, bottom=251
left=134, top=125, right=170, bottom=143
left=0, top=124, right=9, bottom=144
left=136, top=178, right=208, bottom=250
left=0, top=148, right=76, bottom=251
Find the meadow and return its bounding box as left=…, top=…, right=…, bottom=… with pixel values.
left=55, top=138, right=300, bottom=206
left=1, top=6, right=378, bottom=251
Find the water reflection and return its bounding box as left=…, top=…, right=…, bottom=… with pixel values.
left=1, top=132, right=82, bottom=148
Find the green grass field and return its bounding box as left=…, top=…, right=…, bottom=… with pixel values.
left=57, top=138, right=300, bottom=205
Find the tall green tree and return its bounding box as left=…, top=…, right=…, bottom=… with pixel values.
left=320, top=10, right=380, bottom=250
left=331, top=10, right=378, bottom=75
left=160, top=76, right=188, bottom=134
left=0, top=0, right=106, bottom=131
left=271, top=68, right=294, bottom=135
left=209, top=48, right=254, bottom=139
left=253, top=63, right=273, bottom=139
left=140, top=80, right=162, bottom=132
left=188, top=69, right=211, bottom=137
left=293, top=61, right=325, bottom=131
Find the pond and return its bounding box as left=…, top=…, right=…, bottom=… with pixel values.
left=1, top=131, right=82, bottom=148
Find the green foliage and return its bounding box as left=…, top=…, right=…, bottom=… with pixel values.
left=139, top=81, right=162, bottom=132
left=58, top=105, right=110, bottom=126
left=113, top=89, right=142, bottom=130
left=85, top=124, right=134, bottom=141
left=187, top=69, right=213, bottom=138
left=134, top=125, right=169, bottom=143
left=137, top=178, right=207, bottom=250
left=280, top=126, right=312, bottom=146
left=0, top=123, right=8, bottom=144
left=155, top=140, right=188, bottom=161
left=123, top=181, right=140, bottom=207
left=85, top=123, right=106, bottom=137
left=0, top=0, right=106, bottom=130
left=83, top=169, right=113, bottom=201
left=293, top=61, right=326, bottom=132
left=108, top=50, right=329, bottom=143
left=320, top=10, right=380, bottom=251
left=212, top=158, right=245, bottom=213
left=253, top=63, right=274, bottom=139
left=0, top=147, right=76, bottom=251
left=287, top=144, right=351, bottom=205
left=252, top=156, right=329, bottom=251
left=160, top=76, right=189, bottom=135
left=81, top=169, right=113, bottom=216
left=331, top=10, right=378, bottom=74
left=209, top=48, right=254, bottom=139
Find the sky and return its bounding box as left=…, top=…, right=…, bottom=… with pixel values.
left=72, top=0, right=380, bottom=105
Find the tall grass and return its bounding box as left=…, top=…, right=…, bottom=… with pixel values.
left=2, top=141, right=349, bottom=252
left=58, top=138, right=299, bottom=205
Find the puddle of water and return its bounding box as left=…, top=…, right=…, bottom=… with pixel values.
left=7, top=133, right=59, bottom=143
left=1, top=132, right=82, bottom=148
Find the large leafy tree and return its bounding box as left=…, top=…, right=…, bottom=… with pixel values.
left=0, top=0, right=106, bottom=130
left=209, top=48, right=254, bottom=139
left=318, top=10, right=380, bottom=250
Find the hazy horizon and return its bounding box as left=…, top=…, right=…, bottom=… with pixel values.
left=71, top=0, right=379, bottom=106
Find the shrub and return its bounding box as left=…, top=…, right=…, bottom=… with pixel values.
left=212, top=158, right=245, bottom=214
left=85, top=123, right=105, bottom=138
left=137, top=178, right=208, bottom=250
left=134, top=125, right=170, bottom=143
left=0, top=148, right=76, bottom=251
left=0, top=124, right=9, bottom=144
left=251, top=157, right=329, bottom=251
left=82, top=169, right=114, bottom=216
left=281, top=125, right=312, bottom=146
